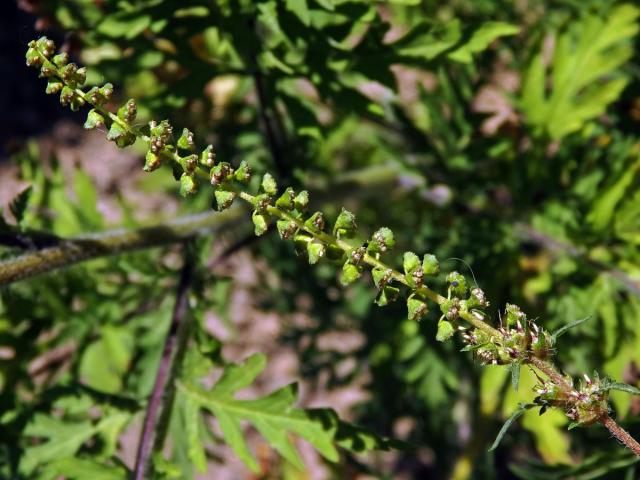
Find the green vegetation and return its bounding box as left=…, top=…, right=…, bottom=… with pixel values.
left=3, top=1, right=640, bottom=478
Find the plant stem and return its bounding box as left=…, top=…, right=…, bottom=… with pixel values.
left=527, top=356, right=573, bottom=394
left=600, top=415, right=640, bottom=457
left=0, top=208, right=244, bottom=287
left=132, top=242, right=195, bottom=480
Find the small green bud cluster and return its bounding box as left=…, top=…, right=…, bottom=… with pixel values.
left=26, top=37, right=88, bottom=111
left=535, top=373, right=609, bottom=426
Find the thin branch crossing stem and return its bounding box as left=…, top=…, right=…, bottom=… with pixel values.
left=0, top=209, right=243, bottom=287
left=132, top=243, right=195, bottom=480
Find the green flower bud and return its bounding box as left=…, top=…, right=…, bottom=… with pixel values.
left=180, top=154, right=198, bottom=175
left=177, top=128, right=195, bottom=151
left=59, top=86, right=74, bottom=106
left=252, top=211, right=269, bottom=236
left=234, top=161, right=251, bottom=183
left=75, top=67, right=87, bottom=86
left=36, top=37, right=55, bottom=57
left=275, top=187, right=295, bottom=210
left=53, top=52, right=69, bottom=67
left=505, top=303, right=526, bottom=327
left=276, top=219, right=297, bottom=239
left=368, top=227, right=394, bottom=254
left=440, top=298, right=460, bottom=320
left=118, top=99, right=137, bottom=123
left=340, top=262, right=361, bottom=286
left=179, top=174, right=197, bottom=197
left=25, top=47, right=42, bottom=67
left=403, top=251, right=424, bottom=287
left=107, top=123, right=135, bottom=148
left=39, top=60, right=56, bottom=78
left=422, top=254, right=439, bottom=276
left=86, top=87, right=104, bottom=105
left=294, top=190, right=309, bottom=211
left=304, top=212, right=325, bottom=232
left=307, top=241, right=325, bottom=264
left=376, top=286, right=399, bottom=306
left=253, top=194, right=272, bottom=213
left=200, top=145, right=215, bottom=167
left=333, top=208, right=357, bottom=238
left=436, top=319, right=455, bottom=342
left=60, top=63, right=77, bottom=83
left=46, top=79, right=63, bottom=95
left=372, top=267, right=392, bottom=289
left=69, top=95, right=86, bottom=112
left=99, top=83, right=114, bottom=100
left=214, top=190, right=236, bottom=211
left=84, top=109, right=105, bottom=130
left=446, top=271, right=467, bottom=297
left=407, top=295, right=428, bottom=321
left=211, top=162, right=233, bottom=186
left=144, top=151, right=161, bottom=172
left=261, top=173, right=277, bottom=196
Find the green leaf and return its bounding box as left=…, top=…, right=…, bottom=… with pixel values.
left=79, top=326, right=134, bottom=393
left=285, top=0, right=310, bottom=26
left=177, top=354, right=394, bottom=473
left=21, top=415, right=95, bottom=474
left=510, top=362, right=521, bottom=392
left=587, top=159, right=640, bottom=231
left=9, top=186, right=32, bottom=226
left=605, top=382, right=640, bottom=395
left=391, top=20, right=462, bottom=61
left=551, top=316, right=591, bottom=342
left=98, top=13, right=151, bottom=39
left=520, top=4, right=640, bottom=139
left=489, top=403, right=533, bottom=451
left=447, top=22, right=519, bottom=63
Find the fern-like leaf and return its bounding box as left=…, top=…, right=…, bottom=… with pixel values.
left=177, top=353, right=396, bottom=473
left=520, top=4, right=639, bottom=139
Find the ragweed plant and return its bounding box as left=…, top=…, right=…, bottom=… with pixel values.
left=23, top=35, right=640, bottom=467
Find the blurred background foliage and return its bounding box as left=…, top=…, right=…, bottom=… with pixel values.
left=2, top=0, right=640, bottom=478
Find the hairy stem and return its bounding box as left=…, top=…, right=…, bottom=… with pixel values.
left=600, top=415, right=640, bottom=457
left=133, top=243, right=195, bottom=480
left=0, top=209, right=244, bottom=287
